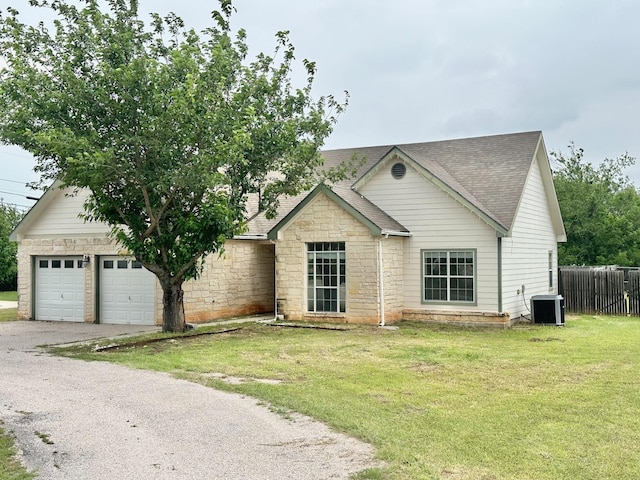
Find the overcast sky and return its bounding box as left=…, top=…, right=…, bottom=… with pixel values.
left=2, top=0, right=640, bottom=211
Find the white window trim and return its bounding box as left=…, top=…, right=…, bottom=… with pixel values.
left=307, top=242, right=346, bottom=313
left=421, top=249, right=477, bottom=305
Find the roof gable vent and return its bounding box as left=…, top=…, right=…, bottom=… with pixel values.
left=391, top=162, right=406, bottom=179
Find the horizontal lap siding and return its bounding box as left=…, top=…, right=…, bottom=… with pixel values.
left=501, top=153, right=558, bottom=318
left=360, top=161, right=499, bottom=312
left=25, top=188, right=110, bottom=237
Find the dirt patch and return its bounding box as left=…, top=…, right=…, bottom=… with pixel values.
left=529, top=337, right=564, bottom=343
left=199, top=372, right=283, bottom=385
left=93, top=327, right=243, bottom=352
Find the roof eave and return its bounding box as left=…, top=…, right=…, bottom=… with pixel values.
left=267, top=184, right=384, bottom=240
left=9, top=179, right=62, bottom=242
left=381, top=149, right=510, bottom=235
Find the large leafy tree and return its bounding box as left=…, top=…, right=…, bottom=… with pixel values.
left=551, top=144, right=640, bottom=266
left=0, top=202, right=22, bottom=291
left=0, top=0, right=348, bottom=331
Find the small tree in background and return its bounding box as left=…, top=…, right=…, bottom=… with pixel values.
left=0, top=202, right=22, bottom=291
left=551, top=143, right=640, bottom=266
left=0, top=0, right=350, bottom=331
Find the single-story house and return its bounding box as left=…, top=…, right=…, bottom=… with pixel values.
left=10, top=130, right=566, bottom=327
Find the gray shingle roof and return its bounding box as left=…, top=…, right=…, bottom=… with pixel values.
left=244, top=130, right=543, bottom=237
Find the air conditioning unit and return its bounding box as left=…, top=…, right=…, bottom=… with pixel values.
left=531, top=295, right=565, bottom=326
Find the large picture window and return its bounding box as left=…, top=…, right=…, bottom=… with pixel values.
left=307, top=242, right=346, bottom=313
left=423, top=250, right=475, bottom=303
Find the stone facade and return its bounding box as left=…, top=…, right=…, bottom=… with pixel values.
left=380, top=236, right=404, bottom=323
left=16, top=237, right=274, bottom=325
left=274, top=192, right=397, bottom=325
left=402, top=309, right=512, bottom=328
left=182, top=240, right=275, bottom=322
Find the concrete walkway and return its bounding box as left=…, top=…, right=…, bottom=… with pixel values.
left=0, top=321, right=379, bottom=479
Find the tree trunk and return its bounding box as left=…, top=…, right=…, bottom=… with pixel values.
left=161, top=279, right=186, bottom=333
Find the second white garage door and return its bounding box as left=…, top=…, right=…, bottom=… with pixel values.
left=100, top=257, right=156, bottom=325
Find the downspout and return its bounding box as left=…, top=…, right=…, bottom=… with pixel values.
left=497, top=237, right=503, bottom=313
left=270, top=240, right=281, bottom=321
left=378, top=235, right=387, bottom=327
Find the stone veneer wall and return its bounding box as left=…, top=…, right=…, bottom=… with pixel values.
left=402, top=309, right=512, bottom=328
left=275, top=192, right=385, bottom=324
left=16, top=237, right=274, bottom=324
left=381, top=236, right=404, bottom=323
left=182, top=240, right=275, bottom=322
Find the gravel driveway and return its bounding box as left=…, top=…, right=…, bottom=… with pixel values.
left=0, top=321, right=378, bottom=479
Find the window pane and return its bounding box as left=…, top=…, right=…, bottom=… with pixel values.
left=424, top=250, right=474, bottom=303
left=39, top=260, right=48, bottom=268
left=132, top=261, right=143, bottom=269
left=307, top=242, right=345, bottom=313
left=103, top=260, right=114, bottom=269
left=117, top=260, right=128, bottom=269
left=52, top=260, right=61, bottom=269
left=64, top=260, right=74, bottom=268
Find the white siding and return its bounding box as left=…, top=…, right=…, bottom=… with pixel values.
left=360, top=160, right=500, bottom=313
left=25, top=188, right=110, bottom=237
left=501, top=150, right=559, bottom=318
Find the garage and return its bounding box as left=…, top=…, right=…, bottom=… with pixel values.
left=100, top=257, right=156, bottom=325
left=35, top=256, right=85, bottom=322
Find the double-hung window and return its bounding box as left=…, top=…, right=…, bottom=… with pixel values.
left=423, top=250, right=476, bottom=303
left=307, top=242, right=346, bottom=313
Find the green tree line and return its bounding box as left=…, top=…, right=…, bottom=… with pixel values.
left=551, top=144, right=640, bottom=267
left=0, top=202, right=21, bottom=291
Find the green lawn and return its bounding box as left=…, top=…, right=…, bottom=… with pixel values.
left=0, top=291, right=17, bottom=301
left=53, top=316, right=640, bottom=479
left=0, top=292, right=19, bottom=322
left=0, top=423, right=34, bottom=480
left=0, top=309, right=18, bottom=323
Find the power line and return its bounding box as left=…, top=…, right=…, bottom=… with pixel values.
left=0, top=200, right=30, bottom=210
left=0, top=149, right=35, bottom=160
left=0, top=177, right=32, bottom=185
left=0, top=189, right=37, bottom=199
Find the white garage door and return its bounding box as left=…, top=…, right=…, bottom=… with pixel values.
left=35, top=257, right=85, bottom=322
left=100, top=257, right=156, bottom=325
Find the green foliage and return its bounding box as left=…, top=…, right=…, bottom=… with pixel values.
left=0, top=1, right=348, bottom=331
left=0, top=203, right=22, bottom=291
left=552, top=143, right=640, bottom=266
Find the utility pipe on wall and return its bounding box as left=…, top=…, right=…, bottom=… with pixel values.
left=378, top=236, right=386, bottom=327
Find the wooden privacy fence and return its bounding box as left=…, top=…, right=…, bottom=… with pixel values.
left=558, top=267, right=640, bottom=316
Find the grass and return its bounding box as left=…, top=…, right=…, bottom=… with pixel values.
left=0, top=291, right=17, bottom=301
left=0, top=309, right=18, bottom=323
left=0, top=422, right=35, bottom=480
left=53, top=316, right=640, bottom=479
left=0, top=291, right=18, bottom=323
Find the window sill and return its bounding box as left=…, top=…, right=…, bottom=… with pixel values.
left=421, top=301, right=478, bottom=307
left=305, top=312, right=346, bottom=318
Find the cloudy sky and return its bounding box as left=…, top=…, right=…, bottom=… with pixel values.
left=1, top=0, right=640, bottom=211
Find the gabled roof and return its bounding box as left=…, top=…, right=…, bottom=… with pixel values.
left=261, top=184, right=410, bottom=240
left=9, top=179, right=62, bottom=241
left=247, top=130, right=565, bottom=240
left=12, top=131, right=565, bottom=243
left=353, top=145, right=509, bottom=234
